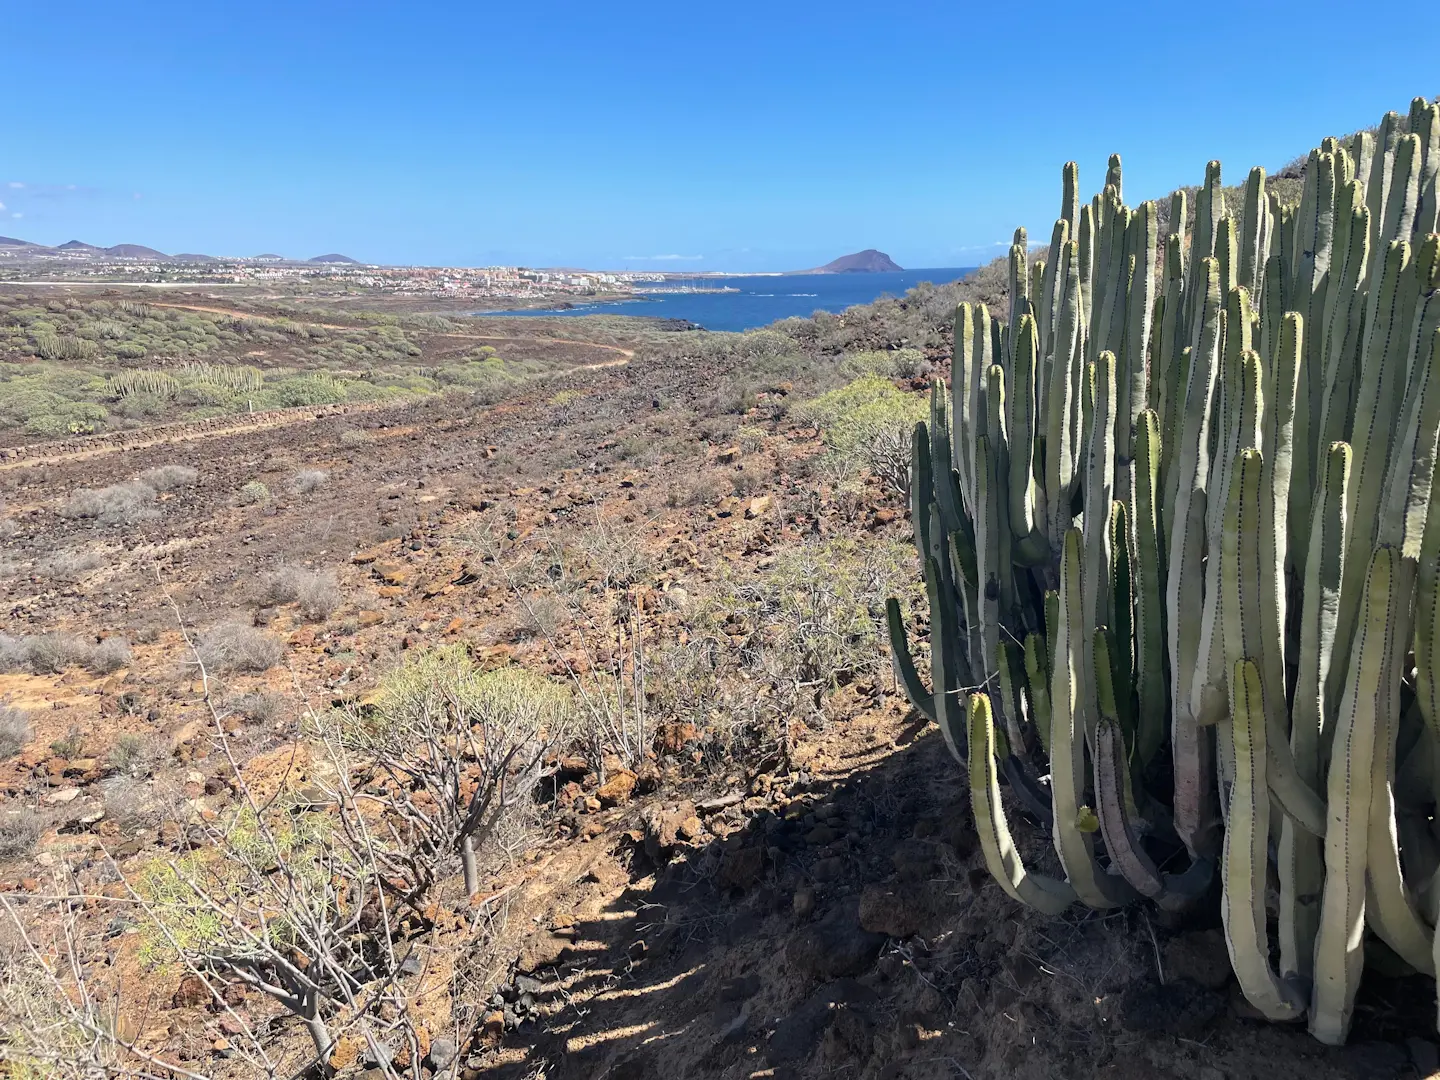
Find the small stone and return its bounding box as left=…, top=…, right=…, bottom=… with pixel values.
left=1163, top=929, right=1233, bottom=990
left=720, top=974, right=761, bottom=1002
left=480, top=1013, right=504, bottom=1048
left=857, top=885, right=923, bottom=938
left=172, top=975, right=209, bottom=1009
left=786, top=903, right=885, bottom=980
left=792, top=886, right=816, bottom=919
left=44, top=787, right=82, bottom=806
left=428, top=1037, right=460, bottom=1070
left=718, top=847, right=765, bottom=890
left=805, top=825, right=839, bottom=846
left=596, top=770, right=637, bottom=807
left=811, top=856, right=844, bottom=882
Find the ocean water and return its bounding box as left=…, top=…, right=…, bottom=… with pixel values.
left=471, top=268, right=975, bottom=333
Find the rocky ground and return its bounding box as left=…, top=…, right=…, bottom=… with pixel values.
left=1, top=310, right=1438, bottom=1080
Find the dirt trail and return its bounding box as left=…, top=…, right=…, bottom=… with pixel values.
left=0, top=306, right=633, bottom=470
left=148, top=301, right=637, bottom=358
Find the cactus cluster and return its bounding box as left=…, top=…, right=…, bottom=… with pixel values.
left=887, top=99, right=1440, bottom=1043
left=107, top=369, right=179, bottom=399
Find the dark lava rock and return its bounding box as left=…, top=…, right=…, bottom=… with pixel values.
left=786, top=901, right=885, bottom=981
left=768, top=978, right=879, bottom=1064
left=1120, top=978, right=1225, bottom=1037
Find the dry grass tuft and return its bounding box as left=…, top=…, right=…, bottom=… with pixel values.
left=58, top=481, right=158, bottom=526
left=259, top=566, right=341, bottom=622
left=197, top=621, right=282, bottom=673
left=137, top=464, right=199, bottom=491
left=0, top=707, right=30, bottom=758
left=290, top=468, right=330, bottom=494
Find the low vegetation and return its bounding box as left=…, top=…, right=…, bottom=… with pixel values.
left=0, top=633, right=130, bottom=675
left=0, top=294, right=563, bottom=442
left=196, top=621, right=282, bottom=674
left=259, top=566, right=341, bottom=621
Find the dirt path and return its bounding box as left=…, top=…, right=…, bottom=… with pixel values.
left=147, top=301, right=637, bottom=358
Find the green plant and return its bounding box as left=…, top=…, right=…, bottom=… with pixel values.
left=887, top=99, right=1440, bottom=1044
left=798, top=374, right=927, bottom=496
left=48, top=727, right=85, bottom=760
left=237, top=480, right=270, bottom=506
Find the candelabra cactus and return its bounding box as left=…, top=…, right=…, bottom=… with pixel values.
left=887, top=99, right=1440, bottom=1044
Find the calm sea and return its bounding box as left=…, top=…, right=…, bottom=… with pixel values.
left=471, top=268, right=975, bottom=333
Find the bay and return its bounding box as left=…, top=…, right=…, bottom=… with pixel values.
left=470, top=268, right=975, bottom=333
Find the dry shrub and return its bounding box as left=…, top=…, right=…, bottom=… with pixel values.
left=88, top=637, right=132, bottom=673
left=0, top=805, right=45, bottom=859
left=58, top=481, right=158, bottom=526
left=100, top=776, right=179, bottom=831
left=0, top=707, right=30, bottom=758
left=197, top=621, right=282, bottom=673
left=259, top=566, right=340, bottom=622
left=137, top=464, right=199, bottom=491
left=0, top=636, right=27, bottom=672
left=228, top=691, right=284, bottom=725
left=337, top=427, right=371, bottom=448
left=666, top=468, right=731, bottom=508
left=514, top=592, right=568, bottom=640
left=571, top=516, right=654, bottom=589
left=7, top=633, right=133, bottom=675
left=38, top=548, right=105, bottom=581
left=20, top=633, right=93, bottom=675
left=106, top=732, right=168, bottom=779
left=289, top=468, right=329, bottom=494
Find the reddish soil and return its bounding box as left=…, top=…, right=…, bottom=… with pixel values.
left=0, top=338, right=1435, bottom=1080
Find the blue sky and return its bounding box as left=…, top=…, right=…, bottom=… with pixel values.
left=5, top=1, right=1437, bottom=271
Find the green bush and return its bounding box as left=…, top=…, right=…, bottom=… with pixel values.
left=796, top=375, right=927, bottom=495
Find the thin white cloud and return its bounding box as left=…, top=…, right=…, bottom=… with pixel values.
left=7, top=182, right=22, bottom=189
left=624, top=254, right=704, bottom=261
left=11, top=213, right=21, bottom=219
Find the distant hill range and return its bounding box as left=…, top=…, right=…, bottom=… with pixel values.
left=798, top=249, right=904, bottom=274
left=0, top=235, right=367, bottom=266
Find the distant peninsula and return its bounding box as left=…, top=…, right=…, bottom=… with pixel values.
left=796, top=249, right=904, bottom=274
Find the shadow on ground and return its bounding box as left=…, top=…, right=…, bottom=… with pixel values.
left=465, top=722, right=1439, bottom=1080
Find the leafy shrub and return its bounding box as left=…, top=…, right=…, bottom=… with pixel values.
left=197, top=621, right=282, bottom=673
left=59, top=480, right=159, bottom=525
left=49, top=727, right=86, bottom=758
left=138, top=464, right=199, bottom=491
left=259, top=567, right=340, bottom=622
left=337, top=428, right=371, bottom=448
left=0, top=706, right=30, bottom=758
left=238, top=480, right=270, bottom=506
left=840, top=347, right=927, bottom=380
left=289, top=468, right=329, bottom=494
left=796, top=375, right=927, bottom=496
left=269, top=374, right=347, bottom=407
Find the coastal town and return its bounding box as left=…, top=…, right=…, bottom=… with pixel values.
left=0, top=240, right=682, bottom=303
